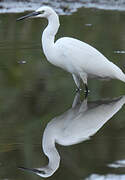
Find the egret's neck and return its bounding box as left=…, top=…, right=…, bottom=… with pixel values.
left=42, top=128, right=60, bottom=177
left=42, top=12, right=60, bottom=56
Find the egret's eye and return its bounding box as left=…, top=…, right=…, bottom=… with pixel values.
left=40, top=10, right=45, bottom=14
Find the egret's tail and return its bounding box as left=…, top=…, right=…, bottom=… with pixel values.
left=114, top=67, right=125, bottom=83
left=117, top=72, right=125, bottom=83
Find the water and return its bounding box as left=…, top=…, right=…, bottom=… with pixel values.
left=2, top=0, right=125, bottom=14
left=0, top=7, right=125, bottom=180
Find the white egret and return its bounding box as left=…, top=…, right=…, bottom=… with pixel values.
left=17, top=6, right=125, bottom=94
left=19, top=93, right=125, bottom=178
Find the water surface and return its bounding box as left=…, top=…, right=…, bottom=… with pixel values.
left=0, top=7, right=125, bottom=180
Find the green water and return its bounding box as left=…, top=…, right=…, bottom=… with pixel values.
left=0, top=7, right=125, bottom=180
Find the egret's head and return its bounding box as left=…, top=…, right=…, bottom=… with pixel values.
left=36, top=6, right=55, bottom=18
left=19, top=166, right=55, bottom=178
left=17, top=6, right=55, bottom=21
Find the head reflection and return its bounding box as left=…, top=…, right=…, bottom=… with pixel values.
left=20, top=93, right=125, bottom=178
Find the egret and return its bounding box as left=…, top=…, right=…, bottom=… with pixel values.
left=17, top=6, right=125, bottom=94
left=19, top=93, right=125, bottom=178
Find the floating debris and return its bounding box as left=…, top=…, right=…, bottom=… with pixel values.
left=86, top=173, right=125, bottom=180
left=114, top=50, right=125, bottom=54
left=108, top=160, right=125, bottom=168
left=85, top=23, right=92, bottom=26
left=18, top=60, right=27, bottom=64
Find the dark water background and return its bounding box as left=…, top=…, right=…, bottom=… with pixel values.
left=0, top=6, right=125, bottom=180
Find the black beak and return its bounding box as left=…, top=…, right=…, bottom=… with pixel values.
left=17, top=11, right=40, bottom=21
left=18, top=166, right=45, bottom=174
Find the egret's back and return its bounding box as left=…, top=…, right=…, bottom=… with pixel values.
left=54, top=37, right=125, bottom=82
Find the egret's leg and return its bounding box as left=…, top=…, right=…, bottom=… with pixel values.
left=85, top=84, right=89, bottom=98
left=79, top=98, right=88, bottom=113
left=72, top=92, right=81, bottom=108
left=80, top=73, right=89, bottom=97
left=85, top=84, right=89, bottom=93
left=72, top=74, right=81, bottom=91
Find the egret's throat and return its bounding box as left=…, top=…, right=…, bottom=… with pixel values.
left=42, top=12, right=60, bottom=55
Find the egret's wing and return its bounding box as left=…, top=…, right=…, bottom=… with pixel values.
left=55, top=37, right=120, bottom=78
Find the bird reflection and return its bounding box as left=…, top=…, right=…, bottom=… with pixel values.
left=19, top=93, right=125, bottom=178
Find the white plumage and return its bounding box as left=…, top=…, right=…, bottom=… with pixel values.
left=18, top=93, right=125, bottom=177
left=17, top=6, right=125, bottom=93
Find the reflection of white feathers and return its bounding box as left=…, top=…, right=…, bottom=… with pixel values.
left=20, top=93, right=125, bottom=178
left=86, top=174, right=125, bottom=180
left=45, top=94, right=125, bottom=146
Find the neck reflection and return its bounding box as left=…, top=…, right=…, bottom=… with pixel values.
left=20, top=93, right=125, bottom=178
